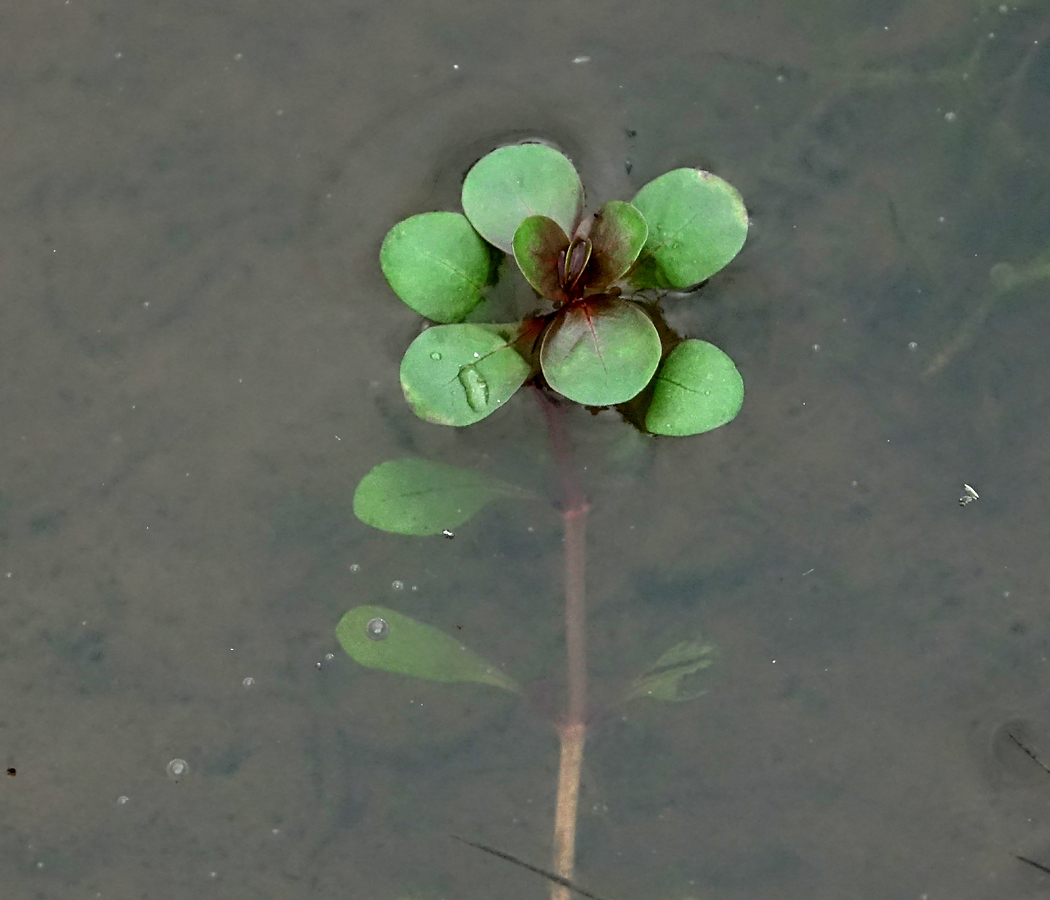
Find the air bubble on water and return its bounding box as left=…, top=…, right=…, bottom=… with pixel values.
left=117, top=795, right=129, bottom=805
left=243, top=677, right=254, bottom=687
left=442, top=529, right=455, bottom=539
left=944, top=111, right=956, bottom=122
left=392, top=579, right=404, bottom=590
left=166, top=759, right=188, bottom=780
left=458, top=365, right=490, bottom=412
left=908, top=341, right=918, bottom=351
left=365, top=617, right=390, bottom=641
left=430, top=352, right=442, bottom=361
left=349, top=564, right=360, bottom=573
left=325, top=652, right=334, bottom=661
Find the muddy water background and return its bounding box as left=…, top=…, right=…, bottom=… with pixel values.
left=3, top=0, right=1050, bottom=897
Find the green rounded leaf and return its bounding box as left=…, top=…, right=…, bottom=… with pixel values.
left=336, top=605, right=520, bottom=693
left=379, top=212, right=493, bottom=323
left=354, top=458, right=527, bottom=535
left=645, top=339, right=744, bottom=436
left=400, top=324, right=531, bottom=426
left=540, top=297, right=661, bottom=406
left=583, top=201, right=648, bottom=292
left=630, top=169, right=748, bottom=290
left=513, top=215, right=570, bottom=304
left=462, top=144, right=584, bottom=254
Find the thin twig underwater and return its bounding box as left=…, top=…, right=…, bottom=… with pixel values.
left=451, top=835, right=614, bottom=900
left=1008, top=729, right=1050, bottom=878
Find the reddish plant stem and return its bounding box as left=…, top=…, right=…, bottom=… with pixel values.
left=535, top=388, right=590, bottom=900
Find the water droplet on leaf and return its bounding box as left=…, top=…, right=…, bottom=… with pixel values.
left=430, top=351, right=442, bottom=361
left=365, top=617, right=390, bottom=641
left=458, top=365, right=489, bottom=412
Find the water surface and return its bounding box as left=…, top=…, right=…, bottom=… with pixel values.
left=3, top=1, right=1050, bottom=898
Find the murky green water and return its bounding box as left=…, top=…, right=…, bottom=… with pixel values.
left=3, top=0, right=1050, bottom=898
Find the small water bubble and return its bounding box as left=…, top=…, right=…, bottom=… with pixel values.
left=908, top=341, right=918, bottom=351
left=325, top=652, right=334, bottom=661
left=349, top=563, right=360, bottom=573
left=812, top=343, right=821, bottom=351
left=365, top=617, right=390, bottom=641
left=117, top=795, right=129, bottom=805
left=944, top=111, right=956, bottom=122
left=243, top=677, right=254, bottom=687
left=391, top=579, right=404, bottom=590
left=166, top=759, right=188, bottom=780
left=430, top=351, right=442, bottom=361
left=442, top=529, right=455, bottom=539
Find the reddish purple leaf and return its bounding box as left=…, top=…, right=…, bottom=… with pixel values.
left=513, top=215, right=571, bottom=305
left=577, top=201, right=648, bottom=293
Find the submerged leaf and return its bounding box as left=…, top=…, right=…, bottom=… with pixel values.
left=400, top=324, right=531, bottom=426
left=353, top=458, right=526, bottom=535
left=645, top=339, right=744, bottom=436
left=513, top=215, right=570, bottom=304
left=379, top=212, right=494, bottom=323
left=581, top=201, right=648, bottom=292
left=336, top=605, right=521, bottom=693
left=461, top=144, right=584, bottom=253
left=630, top=169, right=748, bottom=290
left=540, top=297, right=661, bottom=406
left=624, top=637, right=719, bottom=702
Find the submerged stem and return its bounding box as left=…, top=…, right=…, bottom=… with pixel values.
left=535, top=388, right=590, bottom=900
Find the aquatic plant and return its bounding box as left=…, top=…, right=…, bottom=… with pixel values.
left=378, top=142, right=747, bottom=434
left=340, top=142, right=747, bottom=899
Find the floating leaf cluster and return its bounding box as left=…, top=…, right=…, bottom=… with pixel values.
left=380, top=142, right=747, bottom=435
